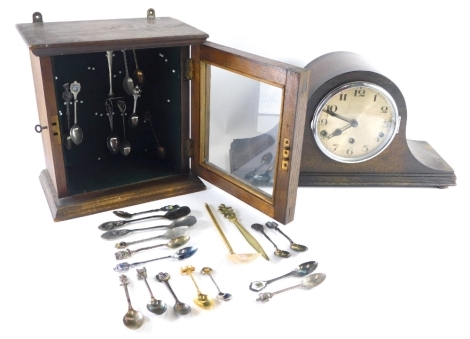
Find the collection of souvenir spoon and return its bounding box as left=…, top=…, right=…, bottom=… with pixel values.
left=63, top=50, right=166, bottom=158
left=101, top=202, right=324, bottom=329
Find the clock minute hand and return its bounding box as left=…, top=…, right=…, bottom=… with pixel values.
left=323, top=109, right=356, bottom=125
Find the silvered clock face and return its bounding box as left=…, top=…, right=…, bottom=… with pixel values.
left=312, top=81, right=400, bottom=163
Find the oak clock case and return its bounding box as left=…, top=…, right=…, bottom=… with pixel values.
left=299, top=51, right=456, bottom=187
left=16, top=10, right=309, bottom=224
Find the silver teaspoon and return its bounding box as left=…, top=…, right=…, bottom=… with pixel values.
left=156, top=272, right=191, bottom=316
left=201, top=267, right=232, bottom=301
left=251, top=223, right=290, bottom=258
left=249, top=260, right=318, bottom=292
left=69, top=81, right=83, bottom=145
left=114, top=226, right=189, bottom=249
left=98, top=206, right=191, bottom=230
left=113, top=204, right=180, bottom=219
left=256, top=273, right=326, bottom=302
left=113, top=246, right=198, bottom=273
left=136, top=267, right=167, bottom=315
left=265, top=221, right=308, bottom=252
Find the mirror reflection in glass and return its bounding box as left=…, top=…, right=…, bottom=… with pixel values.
left=205, top=64, right=283, bottom=197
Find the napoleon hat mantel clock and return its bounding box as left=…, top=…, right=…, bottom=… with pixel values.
left=299, top=51, right=456, bottom=187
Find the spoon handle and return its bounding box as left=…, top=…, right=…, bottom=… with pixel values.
left=252, top=226, right=278, bottom=249
left=205, top=203, right=235, bottom=255
left=122, top=50, right=130, bottom=76
left=133, top=49, right=139, bottom=69
left=132, top=243, right=165, bottom=253
left=159, top=277, right=180, bottom=302
left=133, top=255, right=172, bottom=267
left=265, top=270, right=295, bottom=284
left=256, top=282, right=303, bottom=302
left=274, top=227, right=295, bottom=244
left=119, top=275, right=134, bottom=309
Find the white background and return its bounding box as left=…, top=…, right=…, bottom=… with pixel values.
left=2, top=1, right=469, bottom=338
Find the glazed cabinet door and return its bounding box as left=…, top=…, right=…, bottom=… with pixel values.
left=190, top=42, right=309, bottom=224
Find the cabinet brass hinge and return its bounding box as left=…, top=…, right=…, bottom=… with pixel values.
left=184, top=58, right=194, bottom=81
left=185, top=139, right=194, bottom=158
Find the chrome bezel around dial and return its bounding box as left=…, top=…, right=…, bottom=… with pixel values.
left=311, top=81, right=400, bottom=163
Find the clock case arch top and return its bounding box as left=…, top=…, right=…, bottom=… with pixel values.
left=299, top=51, right=456, bottom=188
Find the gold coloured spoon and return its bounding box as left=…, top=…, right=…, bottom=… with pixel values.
left=218, top=204, right=269, bottom=261
left=114, top=236, right=190, bottom=260
left=205, top=203, right=260, bottom=264
left=256, top=273, right=326, bottom=303
left=119, top=274, right=144, bottom=329
left=181, top=265, right=214, bottom=310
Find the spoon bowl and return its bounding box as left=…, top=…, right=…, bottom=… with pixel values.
left=274, top=249, right=291, bottom=258
left=290, top=243, right=308, bottom=252
left=167, top=235, right=190, bottom=248
left=107, top=134, right=120, bottom=154
left=194, top=294, right=214, bottom=309
left=147, top=298, right=167, bottom=315
left=227, top=253, right=260, bottom=264
left=120, top=140, right=131, bottom=156
left=123, top=307, right=144, bottom=329
left=173, top=301, right=192, bottom=316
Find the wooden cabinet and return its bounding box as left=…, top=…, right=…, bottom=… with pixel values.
left=16, top=11, right=309, bottom=223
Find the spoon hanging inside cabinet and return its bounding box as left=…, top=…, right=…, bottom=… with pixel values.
left=129, top=86, right=140, bottom=128
left=122, top=50, right=134, bottom=95
left=61, top=83, right=73, bottom=150
left=105, top=100, right=120, bottom=154
left=69, top=81, right=83, bottom=145
left=132, top=49, right=145, bottom=88
left=106, top=51, right=115, bottom=97
left=117, top=100, right=131, bottom=156
left=144, top=111, right=166, bottom=160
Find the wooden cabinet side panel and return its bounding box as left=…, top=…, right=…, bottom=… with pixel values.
left=29, top=51, right=68, bottom=197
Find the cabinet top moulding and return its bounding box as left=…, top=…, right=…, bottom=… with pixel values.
left=16, top=16, right=209, bottom=57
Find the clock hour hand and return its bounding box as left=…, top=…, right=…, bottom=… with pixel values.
left=323, top=109, right=357, bottom=125
left=325, top=119, right=358, bottom=139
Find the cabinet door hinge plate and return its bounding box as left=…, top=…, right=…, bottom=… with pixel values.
left=184, top=58, right=194, bottom=81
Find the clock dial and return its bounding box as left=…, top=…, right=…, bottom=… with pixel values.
left=312, top=81, right=400, bottom=163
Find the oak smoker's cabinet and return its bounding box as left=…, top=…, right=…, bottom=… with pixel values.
left=16, top=10, right=309, bottom=224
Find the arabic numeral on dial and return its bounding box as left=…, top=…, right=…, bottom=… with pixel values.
left=339, top=93, right=347, bottom=101
left=354, top=89, right=366, bottom=97
left=320, top=118, right=328, bottom=126
left=347, top=148, right=353, bottom=156
left=362, top=145, right=369, bottom=152
left=326, top=105, right=338, bottom=113
left=381, top=106, right=389, bottom=113
left=374, top=94, right=378, bottom=102
left=333, top=144, right=339, bottom=151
